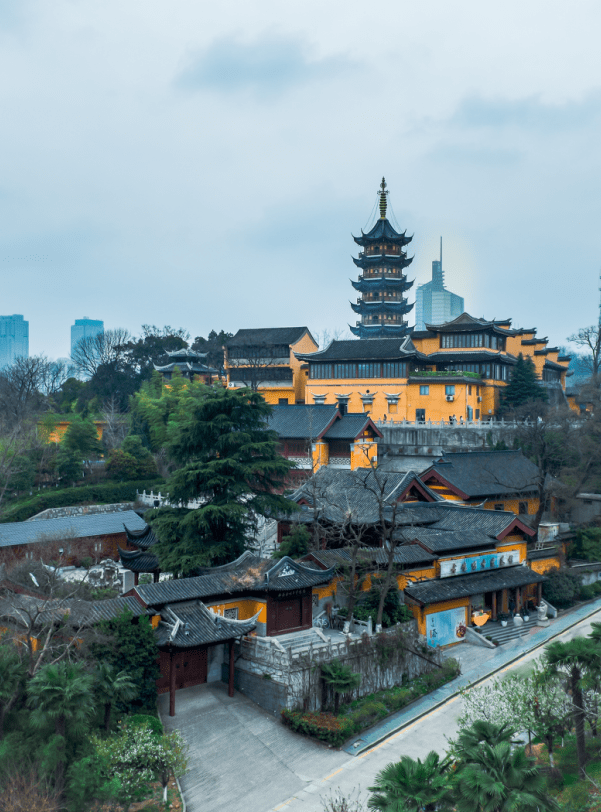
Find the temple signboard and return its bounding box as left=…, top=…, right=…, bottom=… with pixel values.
left=439, top=551, right=520, bottom=578
left=426, top=606, right=467, bottom=648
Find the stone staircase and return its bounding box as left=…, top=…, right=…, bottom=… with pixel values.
left=272, top=627, right=347, bottom=655
left=477, top=617, right=540, bottom=646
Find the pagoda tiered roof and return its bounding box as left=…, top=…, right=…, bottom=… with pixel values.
left=351, top=277, right=414, bottom=293
left=353, top=218, right=413, bottom=248
left=352, top=253, right=413, bottom=269
left=351, top=300, right=414, bottom=317
left=350, top=323, right=414, bottom=339
left=426, top=313, right=517, bottom=336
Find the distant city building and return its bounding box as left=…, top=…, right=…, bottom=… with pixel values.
left=71, top=318, right=104, bottom=354
left=0, top=315, right=29, bottom=368
left=414, top=239, right=464, bottom=331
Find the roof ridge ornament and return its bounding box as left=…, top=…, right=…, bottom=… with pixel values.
left=378, top=177, right=388, bottom=219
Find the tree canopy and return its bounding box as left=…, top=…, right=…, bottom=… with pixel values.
left=500, top=354, right=548, bottom=412
left=136, top=380, right=296, bottom=573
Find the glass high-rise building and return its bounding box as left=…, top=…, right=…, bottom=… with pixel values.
left=0, top=315, right=29, bottom=368
left=414, top=239, right=464, bottom=331
left=71, top=318, right=104, bottom=354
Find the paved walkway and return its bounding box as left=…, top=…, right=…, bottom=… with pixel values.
left=160, top=597, right=601, bottom=812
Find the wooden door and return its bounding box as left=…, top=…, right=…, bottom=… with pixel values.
left=277, top=598, right=302, bottom=632
left=179, top=648, right=208, bottom=689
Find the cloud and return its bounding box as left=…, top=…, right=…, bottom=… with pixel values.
left=175, top=34, right=355, bottom=98
left=450, top=91, right=601, bottom=132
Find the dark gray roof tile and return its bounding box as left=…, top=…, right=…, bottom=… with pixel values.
left=0, top=511, right=146, bottom=549
left=404, top=564, right=545, bottom=605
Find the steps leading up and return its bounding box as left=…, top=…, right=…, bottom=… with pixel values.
left=476, top=617, right=540, bottom=646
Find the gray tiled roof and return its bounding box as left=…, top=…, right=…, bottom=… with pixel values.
left=295, top=337, right=424, bottom=362
left=135, top=553, right=334, bottom=607
left=307, top=544, right=436, bottom=569
left=0, top=593, right=147, bottom=629
left=155, top=601, right=257, bottom=648
left=0, top=511, right=146, bottom=549
left=423, top=451, right=541, bottom=498
left=227, top=327, right=314, bottom=347
left=395, top=526, right=497, bottom=553
left=323, top=413, right=379, bottom=441
left=119, top=548, right=160, bottom=573
left=267, top=405, right=339, bottom=439
left=404, top=564, right=546, bottom=605
left=124, top=523, right=159, bottom=550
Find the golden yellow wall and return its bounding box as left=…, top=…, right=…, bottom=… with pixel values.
left=411, top=335, right=440, bottom=354
left=397, top=567, right=436, bottom=590
left=529, top=557, right=561, bottom=574
left=312, top=440, right=329, bottom=471
left=257, top=387, right=296, bottom=405
left=290, top=332, right=318, bottom=400
left=42, top=420, right=105, bottom=445
left=496, top=540, right=527, bottom=561
left=351, top=440, right=377, bottom=470
left=206, top=598, right=267, bottom=624
left=481, top=497, right=539, bottom=515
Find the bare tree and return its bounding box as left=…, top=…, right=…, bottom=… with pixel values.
left=312, top=327, right=353, bottom=350
left=101, top=396, right=128, bottom=450
left=0, top=356, right=70, bottom=426
left=70, top=328, right=131, bottom=378
left=226, top=345, right=290, bottom=392
left=568, top=325, right=601, bottom=381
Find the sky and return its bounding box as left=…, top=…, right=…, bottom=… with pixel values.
left=1, top=0, right=601, bottom=359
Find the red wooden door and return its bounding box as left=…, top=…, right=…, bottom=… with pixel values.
left=156, top=651, right=171, bottom=694
left=179, top=648, right=208, bottom=689
left=277, top=598, right=302, bottom=632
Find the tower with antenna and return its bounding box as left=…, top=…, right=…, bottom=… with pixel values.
left=349, top=178, right=415, bottom=339
left=414, top=237, right=464, bottom=331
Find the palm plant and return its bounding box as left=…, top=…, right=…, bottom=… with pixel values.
left=452, top=719, right=515, bottom=760
left=27, top=662, right=94, bottom=793
left=320, top=660, right=361, bottom=714
left=93, top=661, right=137, bottom=731
left=368, top=751, right=454, bottom=812
left=545, top=637, right=599, bottom=778
left=453, top=740, right=557, bottom=812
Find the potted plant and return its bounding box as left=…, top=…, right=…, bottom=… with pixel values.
left=499, top=612, right=509, bottom=627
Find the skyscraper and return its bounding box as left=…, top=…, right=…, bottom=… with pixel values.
left=0, top=315, right=29, bottom=368
left=71, top=318, right=104, bottom=354
left=414, top=239, right=464, bottom=331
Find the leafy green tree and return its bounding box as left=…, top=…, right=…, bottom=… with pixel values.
left=453, top=738, right=557, bottom=812
left=56, top=447, right=83, bottom=486
left=144, top=382, right=295, bottom=572
left=0, top=643, right=26, bottom=739
left=320, top=659, right=361, bottom=714
left=353, top=583, right=409, bottom=628
left=62, top=416, right=101, bottom=459
left=500, top=353, right=548, bottom=412
left=191, top=328, right=233, bottom=371
left=65, top=752, right=120, bottom=812
left=368, top=751, right=454, bottom=812
left=542, top=567, right=582, bottom=608
left=105, top=437, right=157, bottom=481
left=272, top=524, right=310, bottom=560
left=91, top=609, right=159, bottom=713
left=93, top=662, right=138, bottom=732
left=453, top=719, right=515, bottom=758
left=571, top=527, right=601, bottom=561
left=105, top=449, right=139, bottom=481
left=545, top=637, right=600, bottom=778
left=123, top=324, right=189, bottom=383
left=27, top=662, right=95, bottom=794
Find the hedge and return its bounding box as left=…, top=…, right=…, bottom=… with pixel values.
left=281, top=658, right=460, bottom=747
left=0, top=479, right=164, bottom=523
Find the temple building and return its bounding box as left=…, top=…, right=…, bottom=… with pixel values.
left=350, top=178, right=414, bottom=339
left=154, top=348, right=218, bottom=384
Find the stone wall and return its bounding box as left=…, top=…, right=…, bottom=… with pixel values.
left=27, top=503, right=135, bottom=521
left=229, top=621, right=443, bottom=713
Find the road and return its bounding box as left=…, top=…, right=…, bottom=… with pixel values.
left=266, top=608, right=601, bottom=812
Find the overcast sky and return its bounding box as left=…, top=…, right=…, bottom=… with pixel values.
left=2, top=0, right=600, bottom=359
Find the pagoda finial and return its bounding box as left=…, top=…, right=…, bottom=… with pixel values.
left=378, top=177, right=388, bottom=219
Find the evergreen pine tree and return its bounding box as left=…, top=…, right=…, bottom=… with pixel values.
left=145, top=384, right=295, bottom=573
left=501, top=354, right=548, bottom=411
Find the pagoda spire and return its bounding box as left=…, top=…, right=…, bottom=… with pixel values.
left=378, top=177, right=388, bottom=219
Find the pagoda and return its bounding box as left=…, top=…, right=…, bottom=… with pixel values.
left=350, top=179, right=414, bottom=339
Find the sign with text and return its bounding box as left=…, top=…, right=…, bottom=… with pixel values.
left=439, top=551, right=520, bottom=578
left=426, top=606, right=467, bottom=648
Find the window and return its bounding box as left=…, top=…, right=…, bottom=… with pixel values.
left=494, top=503, right=504, bottom=511
left=475, top=409, right=480, bottom=419
left=445, top=385, right=455, bottom=396
left=468, top=385, right=472, bottom=396
left=278, top=398, right=289, bottom=405
left=420, top=385, right=429, bottom=395
left=519, top=502, right=528, bottom=514
left=388, top=402, right=398, bottom=414
left=223, top=607, right=239, bottom=620
left=415, top=408, right=426, bottom=422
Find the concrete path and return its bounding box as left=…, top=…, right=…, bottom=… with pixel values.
left=159, top=598, right=601, bottom=812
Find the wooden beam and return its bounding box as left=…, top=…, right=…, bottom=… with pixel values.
left=228, top=639, right=235, bottom=698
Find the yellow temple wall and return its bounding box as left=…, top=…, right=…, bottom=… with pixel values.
left=312, top=440, right=329, bottom=471
left=480, top=496, right=539, bottom=515
left=205, top=598, right=267, bottom=623
left=413, top=597, right=469, bottom=636
left=290, top=333, right=318, bottom=401
left=257, top=387, right=296, bottom=405
left=351, top=440, right=377, bottom=470
left=42, top=420, right=105, bottom=445
left=529, top=557, right=562, bottom=574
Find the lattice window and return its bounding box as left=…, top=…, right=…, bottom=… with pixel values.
left=223, top=607, right=239, bottom=620
left=312, top=594, right=319, bottom=608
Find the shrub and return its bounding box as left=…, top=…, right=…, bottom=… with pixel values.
left=591, top=581, right=601, bottom=595
left=385, top=688, right=415, bottom=711
left=0, top=479, right=163, bottom=523
left=281, top=709, right=355, bottom=747
left=127, top=714, right=163, bottom=736
left=347, top=701, right=388, bottom=728
left=542, top=567, right=582, bottom=608
left=580, top=584, right=596, bottom=601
